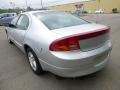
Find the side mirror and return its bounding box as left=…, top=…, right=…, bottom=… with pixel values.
left=9, top=24, right=16, bottom=28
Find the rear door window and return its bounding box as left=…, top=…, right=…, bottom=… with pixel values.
left=16, top=15, right=29, bottom=30
left=10, top=16, right=19, bottom=26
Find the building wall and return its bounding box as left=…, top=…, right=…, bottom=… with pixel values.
left=48, top=0, right=120, bottom=13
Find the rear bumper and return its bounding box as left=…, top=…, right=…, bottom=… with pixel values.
left=40, top=52, right=110, bottom=77
left=39, top=41, right=112, bottom=77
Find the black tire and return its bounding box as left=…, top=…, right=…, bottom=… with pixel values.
left=27, top=48, right=44, bottom=75
left=6, top=33, right=13, bottom=44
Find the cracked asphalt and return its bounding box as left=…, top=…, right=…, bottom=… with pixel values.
left=0, top=14, right=120, bottom=90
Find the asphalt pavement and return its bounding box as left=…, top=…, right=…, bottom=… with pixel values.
left=0, top=14, right=120, bottom=90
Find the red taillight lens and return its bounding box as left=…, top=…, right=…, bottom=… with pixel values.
left=49, top=37, right=80, bottom=51
left=49, top=27, right=110, bottom=51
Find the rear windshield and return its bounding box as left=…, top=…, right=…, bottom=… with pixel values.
left=33, top=11, right=89, bottom=30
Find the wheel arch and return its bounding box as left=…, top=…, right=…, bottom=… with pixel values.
left=24, top=44, right=32, bottom=53
left=24, top=44, right=44, bottom=74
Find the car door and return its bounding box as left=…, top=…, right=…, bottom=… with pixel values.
left=12, top=14, right=29, bottom=51
left=7, top=16, right=19, bottom=41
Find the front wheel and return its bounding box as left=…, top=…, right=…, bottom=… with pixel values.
left=27, top=48, right=44, bottom=75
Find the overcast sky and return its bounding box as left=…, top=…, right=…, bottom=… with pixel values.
left=0, top=0, right=90, bottom=9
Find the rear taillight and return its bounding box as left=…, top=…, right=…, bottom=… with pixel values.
left=49, top=36, right=80, bottom=51
left=49, top=27, right=110, bottom=51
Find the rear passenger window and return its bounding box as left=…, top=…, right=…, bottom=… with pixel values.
left=16, top=15, right=29, bottom=30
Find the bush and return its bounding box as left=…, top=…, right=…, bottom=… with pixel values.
left=112, top=8, right=118, bottom=13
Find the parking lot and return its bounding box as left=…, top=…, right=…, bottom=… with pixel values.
left=0, top=14, right=120, bottom=90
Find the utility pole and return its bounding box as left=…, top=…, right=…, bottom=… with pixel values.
left=98, top=0, right=101, bottom=9
left=41, top=0, right=43, bottom=8
left=9, top=1, right=15, bottom=9
left=96, top=0, right=101, bottom=23
left=25, top=0, right=28, bottom=9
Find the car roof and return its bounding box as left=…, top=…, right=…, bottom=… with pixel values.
left=0, top=13, right=16, bottom=14
left=22, top=10, right=58, bottom=15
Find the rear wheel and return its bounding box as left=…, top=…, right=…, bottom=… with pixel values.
left=27, top=48, right=44, bottom=75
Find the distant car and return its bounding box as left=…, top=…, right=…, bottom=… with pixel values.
left=0, top=16, right=15, bottom=26
left=95, top=9, right=104, bottom=14
left=71, top=10, right=88, bottom=14
left=0, top=13, right=16, bottom=26
left=0, top=13, right=16, bottom=19
left=5, top=10, right=112, bottom=77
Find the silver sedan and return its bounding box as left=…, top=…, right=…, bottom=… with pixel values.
left=5, top=10, right=112, bottom=77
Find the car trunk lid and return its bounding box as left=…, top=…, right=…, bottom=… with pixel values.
left=51, top=23, right=110, bottom=52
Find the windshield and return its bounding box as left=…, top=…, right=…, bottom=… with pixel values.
left=33, top=11, right=89, bottom=30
